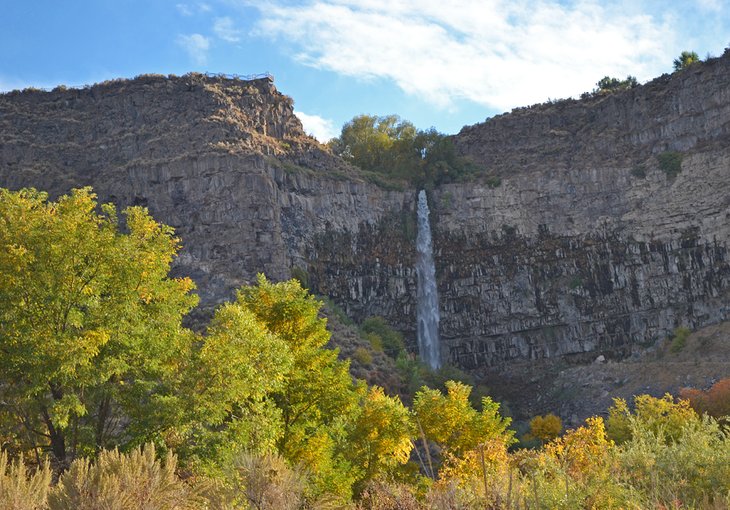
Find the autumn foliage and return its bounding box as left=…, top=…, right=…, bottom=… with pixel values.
left=680, top=378, right=730, bottom=420
left=1, top=188, right=729, bottom=509
left=528, top=413, right=563, bottom=443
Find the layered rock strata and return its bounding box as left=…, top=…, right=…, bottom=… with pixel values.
left=2, top=60, right=729, bottom=372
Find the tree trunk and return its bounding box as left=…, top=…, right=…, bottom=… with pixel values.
left=41, top=406, right=66, bottom=464
left=44, top=382, right=67, bottom=464
left=95, top=394, right=111, bottom=450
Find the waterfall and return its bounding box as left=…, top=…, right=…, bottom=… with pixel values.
left=416, top=190, right=441, bottom=370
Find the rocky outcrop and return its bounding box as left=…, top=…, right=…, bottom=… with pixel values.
left=0, top=74, right=414, bottom=308
left=1, top=61, right=729, bottom=375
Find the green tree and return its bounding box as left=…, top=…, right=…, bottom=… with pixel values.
left=177, top=302, right=293, bottom=469
left=413, top=381, right=513, bottom=459
left=594, top=75, right=638, bottom=94
left=236, top=275, right=363, bottom=498
left=606, top=394, right=699, bottom=444
left=328, top=114, right=417, bottom=173
left=673, top=50, right=700, bottom=71
left=0, top=188, right=198, bottom=464
left=346, top=386, right=413, bottom=493
left=328, top=115, right=475, bottom=186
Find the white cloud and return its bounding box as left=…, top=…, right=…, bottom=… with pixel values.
left=177, top=33, right=211, bottom=65
left=214, top=17, right=241, bottom=42
left=176, top=3, right=194, bottom=16
left=177, top=2, right=212, bottom=16
left=249, top=0, right=674, bottom=111
left=295, top=111, right=338, bottom=142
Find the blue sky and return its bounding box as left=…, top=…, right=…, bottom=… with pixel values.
left=2, top=1, right=729, bottom=141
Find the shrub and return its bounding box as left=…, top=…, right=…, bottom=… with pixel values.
left=657, top=151, right=683, bottom=178
left=670, top=326, right=691, bottom=353
left=364, top=332, right=384, bottom=352
left=49, top=444, right=199, bottom=510
left=594, top=75, right=638, bottom=94
left=358, top=481, right=422, bottom=510
left=673, top=51, right=701, bottom=71
left=544, top=417, right=612, bottom=481
left=228, top=452, right=306, bottom=510
left=680, top=378, right=730, bottom=419
left=607, top=394, right=699, bottom=445
left=519, top=418, right=629, bottom=509
left=501, top=224, right=516, bottom=238
left=529, top=414, right=563, bottom=443
left=617, top=416, right=730, bottom=507
left=485, top=175, right=501, bottom=189
left=0, top=451, right=51, bottom=510
left=353, top=347, right=374, bottom=366
left=361, top=317, right=405, bottom=359
left=433, top=439, right=513, bottom=508
left=290, top=266, right=309, bottom=289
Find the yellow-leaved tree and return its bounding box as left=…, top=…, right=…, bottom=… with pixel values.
left=0, top=187, right=197, bottom=465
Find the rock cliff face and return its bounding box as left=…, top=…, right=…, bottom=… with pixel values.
left=436, top=56, right=730, bottom=370
left=0, top=74, right=414, bottom=311
left=1, top=62, right=729, bottom=375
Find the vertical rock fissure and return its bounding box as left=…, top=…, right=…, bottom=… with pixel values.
left=416, top=190, right=441, bottom=369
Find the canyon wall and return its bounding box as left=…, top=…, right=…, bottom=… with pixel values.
left=432, top=56, right=730, bottom=370
left=1, top=61, right=729, bottom=374
left=0, top=74, right=414, bottom=314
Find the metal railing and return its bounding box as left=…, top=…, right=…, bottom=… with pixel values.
left=204, top=72, right=273, bottom=82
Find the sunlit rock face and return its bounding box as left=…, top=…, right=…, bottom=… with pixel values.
left=2, top=57, right=729, bottom=372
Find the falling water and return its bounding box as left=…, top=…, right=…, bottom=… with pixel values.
left=416, top=190, right=441, bottom=370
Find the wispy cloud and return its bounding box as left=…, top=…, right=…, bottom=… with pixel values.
left=177, top=33, right=211, bottom=65
left=214, top=17, right=241, bottom=42
left=249, top=0, right=673, bottom=111
left=176, top=2, right=212, bottom=16
left=176, top=3, right=194, bottom=16
left=295, top=111, right=338, bottom=142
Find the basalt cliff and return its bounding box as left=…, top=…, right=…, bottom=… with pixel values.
left=1, top=60, right=729, bottom=390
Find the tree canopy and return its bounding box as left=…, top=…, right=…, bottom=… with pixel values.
left=328, top=114, right=477, bottom=187
left=595, top=75, right=638, bottom=93
left=0, top=189, right=417, bottom=499
left=674, top=50, right=700, bottom=71
left=0, top=187, right=198, bottom=464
